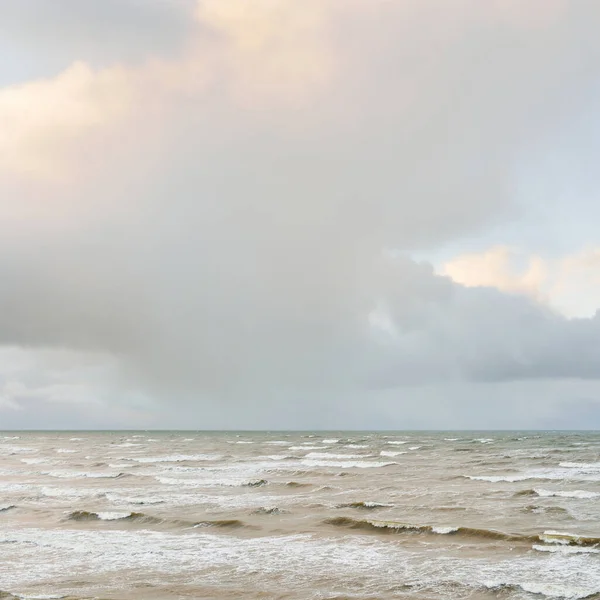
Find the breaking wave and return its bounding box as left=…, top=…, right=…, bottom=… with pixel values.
left=517, top=488, right=600, bottom=499
left=66, top=510, right=159, bottom=523
left=324, top=518, right=600, bottom=547
left=301, top=460, right=396, bottom=469
left=335, top=501, right=394, bottom=510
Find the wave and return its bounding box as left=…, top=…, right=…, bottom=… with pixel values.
left=517, top=488, right=600, bottom=499
left=468, top=466, right=600, bottom=483
left=522, top=504, right=569, bottom=515
left=285, top=481, right=311, bottom=488
left=0, top=505, right=16, bottom=513
left=380, top=450, right=406, bottom=457
left=386, top=441, right=408, bottom=445
left=301, top=460, right=396, bottom=469
left=105, top=494, right=165, bottom=505
left=322, top=517, right=600, bottom=546
left=322, top=439, right=339, bottom=444
left=66, top=510, right=160, bottom=523
left=192, top=519, right=247, bottom=529
left=130, top=454, right=219, bottom=463
left=43, top=470, right=128, bottom=479
left=154, top=476, right=268, bottom=488
left=251, top=506, right=285, bottom=515
left=263, top=455, right=297, bottom=461
left=533, top=544, right=600, bottom=554
left=244, top=479, right=268, bottom=487
left=539, top=530, right=600, bottom=547
left=335, top=501, right=394, bottom=510
left=560, top=462, right=600, bottom=470
left=305, top=452, right=370, bottom=459
left=466, top=475, right=532, bottom=483
left=323, top=517, right=526, bottom=541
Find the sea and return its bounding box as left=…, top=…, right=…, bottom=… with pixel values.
left=1, top=431, right=599, bottom=600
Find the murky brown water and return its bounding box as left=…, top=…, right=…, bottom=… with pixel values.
left=1, top=431, right=600, bottom=599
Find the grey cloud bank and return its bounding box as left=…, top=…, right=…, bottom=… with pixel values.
left=1, top=1, right=600, bottom=428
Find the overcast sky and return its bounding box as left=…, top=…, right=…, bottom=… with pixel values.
left=1, top=0, right=600, bottom=430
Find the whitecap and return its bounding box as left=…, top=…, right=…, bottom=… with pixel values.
left=380, top=450, right=406, bottom=457
left=130, top=454, right=219, bottom=463
left=96, top=511, right=133, bottom=521
left=431, top=526, right=459, bottom=534
left=534, top=488, right=600, bottom=499
left=301, top=459, right=396, bottom=469
left=305, top=452, right=371, bottom=459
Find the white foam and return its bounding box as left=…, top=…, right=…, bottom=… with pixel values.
left=345, top=444, right=370, bottom=449
left=105, top=494, right=164, bottom=505
left=301, top=459, right=395, bottom=469
left=305, top=452, right=370, bottom=459
left=17, top=595, right=66, bottom=599
left=431, top=526, right=459, bottom=534
left=468, top=467, right=600, bottom=483
left=322, top=439, right=339, bottom=444
left=533, top=545, right=599, bottom=554
left=408, top=446, right=421, bottom=450
left=380, top=450, right=406, bottom=457
left=55, top=449, right=78, bottom=454
left=263, top=455, right=293, bottom=461
left=386, top=441, right=408, bottom=445
left=560, top=462, right=600, bottom=471
left=43, top=470, right=122, bottom=479
left=41, top=487, right=101, bottom=499
left=2, top=528, right=600, bottom=600
left=130, top=454, right=219, bottom=463
left=467, top=475, right=531, bottom=483
left=96, top=511, right=133, bottom=521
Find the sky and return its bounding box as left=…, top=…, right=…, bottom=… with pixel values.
left=1, top=0, right=600, bottom=430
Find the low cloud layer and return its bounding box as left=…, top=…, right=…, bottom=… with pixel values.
left=1, top=1, right=600, bottom=428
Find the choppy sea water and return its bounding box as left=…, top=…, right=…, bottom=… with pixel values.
left=1, top=431, right=599, bottom=600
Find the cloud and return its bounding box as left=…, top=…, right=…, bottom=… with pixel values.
left=1, top=1, right=600, bottom=426
left=441, top=246, right=600, bottom=318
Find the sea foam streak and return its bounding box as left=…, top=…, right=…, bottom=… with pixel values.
left=301, top=459, right=396, bottom=469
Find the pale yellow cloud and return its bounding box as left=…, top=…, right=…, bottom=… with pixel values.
left=440, top=246, right=600, bottom=319
left=193, top=0, right=334, bottom=107
left=0, top=62, right=133, bottom=180
left=0, top=1, right=337, bottom=183
left=440, top=246, right=547, bottom=298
